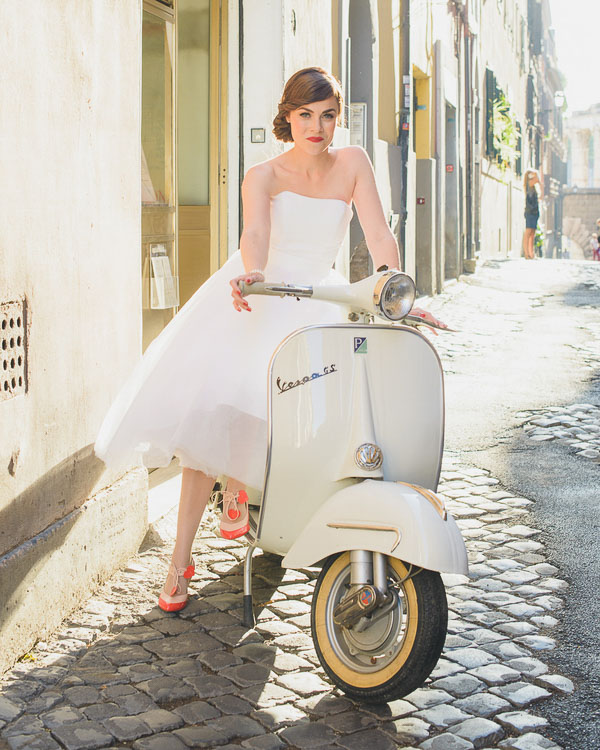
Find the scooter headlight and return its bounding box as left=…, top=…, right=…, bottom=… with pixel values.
left=373, top=272, right=416, bottom=321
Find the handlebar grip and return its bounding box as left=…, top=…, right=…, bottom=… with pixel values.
left=238, top=280, right=268, bottom=297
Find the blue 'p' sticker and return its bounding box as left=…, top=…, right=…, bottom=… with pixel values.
left=354, top=337, right=367, bottom=354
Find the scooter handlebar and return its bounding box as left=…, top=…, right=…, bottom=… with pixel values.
left=238, top=280, right=313, bottom=298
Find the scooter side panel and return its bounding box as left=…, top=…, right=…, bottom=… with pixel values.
left=255, top=324, right=444, bottom=556
left=281, top=480, right=468, bottom=575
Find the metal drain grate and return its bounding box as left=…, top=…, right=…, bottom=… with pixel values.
left=1, top=300, right=27, bottom=401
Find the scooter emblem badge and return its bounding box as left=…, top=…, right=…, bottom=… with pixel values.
left=355, top=442, right=384, bottom=470
left=354, top=337, right=367, bottom=354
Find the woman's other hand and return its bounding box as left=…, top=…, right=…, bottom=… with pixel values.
left=230, top=271, right=265, bottom=312
left=410, top=307, right=449, bottom=334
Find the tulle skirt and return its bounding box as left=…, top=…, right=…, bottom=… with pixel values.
left=94, top=249, right=346, bottom=489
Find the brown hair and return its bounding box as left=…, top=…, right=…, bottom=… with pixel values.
left=272, top=67, right=343, bottom=143
left=523, top=169, right=539, bottom=192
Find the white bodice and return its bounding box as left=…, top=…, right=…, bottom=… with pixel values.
left=266, top=191, right=353, bottom=279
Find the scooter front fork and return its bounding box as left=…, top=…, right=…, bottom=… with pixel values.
left=242, top=544, right=257, bottom=628
left=333, top=550, right=390, bottom=629
left=350, top=550, right=388, bottom=595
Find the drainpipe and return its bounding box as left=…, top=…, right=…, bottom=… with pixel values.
left=238, top=0, right=244, bottom=241
left=398, top=0, right=410, bottom=271
left=464, top=9, right=473, bottom=264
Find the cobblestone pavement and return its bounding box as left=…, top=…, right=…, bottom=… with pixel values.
left=520, top=404, right=600, bottom=461
left=0, top=458, right=572, bottom=750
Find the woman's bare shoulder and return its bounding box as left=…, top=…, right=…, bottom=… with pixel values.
left=333, top=145, right=370, bottom=165
left=243, top=155, right=288, bottom=193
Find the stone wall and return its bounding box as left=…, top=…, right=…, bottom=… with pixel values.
left=562, top=189, right=600, bottom=258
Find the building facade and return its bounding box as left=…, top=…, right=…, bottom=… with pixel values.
left=0, top=0, right=568, bottom=671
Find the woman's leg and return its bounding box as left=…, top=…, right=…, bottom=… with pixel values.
left=160, top=468, right=215, bottom=601
left=524, top=228, right=535, bottom=259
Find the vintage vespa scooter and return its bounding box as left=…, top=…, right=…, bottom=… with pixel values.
left=235, top=270, right=468, bottom=703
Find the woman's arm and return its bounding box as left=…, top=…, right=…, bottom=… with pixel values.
left=349, top=147, right=447, bottom=331
left=230, top=166, right=272, bottom=312
left=349, top=146, right=400, bottom=270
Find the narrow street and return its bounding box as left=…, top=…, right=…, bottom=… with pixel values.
left=0, top=259, right=598, bottom=750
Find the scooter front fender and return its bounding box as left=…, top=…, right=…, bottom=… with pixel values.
left=281, top=480, right=468, bottom=575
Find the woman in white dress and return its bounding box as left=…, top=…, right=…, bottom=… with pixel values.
left=95, top=66, right=442, bottom=612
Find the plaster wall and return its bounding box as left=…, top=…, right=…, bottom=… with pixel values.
left=0, top=1, right=146, bottom=667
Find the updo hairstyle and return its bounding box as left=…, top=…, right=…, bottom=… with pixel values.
left=272, top=67, right=343, bottom=143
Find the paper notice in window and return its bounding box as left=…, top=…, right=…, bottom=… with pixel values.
left=151, top=255, right=179, bottom=308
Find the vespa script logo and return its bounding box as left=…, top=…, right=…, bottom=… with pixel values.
left=276, top=364, right=337, bottom=395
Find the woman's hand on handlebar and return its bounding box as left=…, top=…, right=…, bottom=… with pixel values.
left=230, top=270, right=265, bottom=312
left=410, top=307, right=449, bottom=335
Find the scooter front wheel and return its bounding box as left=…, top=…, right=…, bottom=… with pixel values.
left=311, top=552, right=447, bottom=703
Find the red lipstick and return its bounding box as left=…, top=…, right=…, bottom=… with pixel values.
left=307, top=137, right=324, bottom=142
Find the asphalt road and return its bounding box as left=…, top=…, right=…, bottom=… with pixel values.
left=429, top=258, right=600, bottom=750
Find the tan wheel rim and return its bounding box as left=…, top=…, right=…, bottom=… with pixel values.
left=314, top=553, right=419, bottom=689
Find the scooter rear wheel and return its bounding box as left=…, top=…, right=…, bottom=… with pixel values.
left=311, top=552, right=447, bottom=703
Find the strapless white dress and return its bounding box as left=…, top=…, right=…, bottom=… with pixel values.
left=95, top=191, right=353, bottom=489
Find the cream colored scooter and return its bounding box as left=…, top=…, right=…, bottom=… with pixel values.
left=238, top=270, right=467, bottom=703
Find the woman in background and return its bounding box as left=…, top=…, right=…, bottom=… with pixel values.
left=522, top=169, right=543, bottom=259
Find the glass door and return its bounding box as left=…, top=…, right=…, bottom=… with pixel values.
left=141, top=3, right=178, bottom=350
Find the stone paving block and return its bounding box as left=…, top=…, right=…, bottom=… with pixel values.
left=251, top=703, right=308, bottom=729
left=117, top=626, right=164, bottom=644
left=26, top=691, right=63, bottom=714
left=495, top=622, right=537, bottom=637
left=321, top=709, right=377, bottom=733
left=240, top=682, right=297, bottom=707
left=445, top=648, right=498, bottom=670
left=419, top=733, right=475, bottom=749
left=183, top=674, right=236, bottom=699
left=529, top=615, right=559, bottom=630
left=500, top=603, right=545, bottom=619
left=160, top=659, right=204, bottom=678
left=82, top=703, right=122, bottom=722
left=172, top=700, right=220, bottom=723
left=206, top=715, right=264, bottom=741
left=242, top=734, right=285, bottom=750
left=505, top=658, right=549, bottom=678
left=64, top=686, right=102, bottom=707
left=449, top=717, right=504, bottom=748
left=102, top=644, right=154, bottom=667
left=0, top=697, right=23, bottom=722
left=431, top=673, right=485, bottom=697
left=221, top=663, right=273, bottom=688
left=197, top=649, right=243, bottom=671
left=51, top=719, right=115, bottom=749
left=270, top=631, right=315, bottom=651
left=480, top=641, right=530, bottom=661
left=275, top=671, right=331, bottom=696
left=514, top=635, right=556, bottom=651
left=3, top=714, right=45, bottom=737
left=173, top=724, right=227, bottom=748
left=533, top=673, right=574, bottom=693
left=194, top=612, right=240, bottom=630
left=295, top=693, right=353, bottom=716
left=489, top=681, right=551, bottom=707
left=135, top=709, right=184, bottom=733
left=213, top=626, right=264, bottom=648
left=41, top=705, right=86, bottom=729
left=143, top=633, right=221, bottom=658
left=278, top=721, right=337, bottom=748
left=102, top=714, right=152, bottom=741
left=414, top=702, right=473, bottom=729
left=209, top=694, right=254, bottom=715
left=336, top=727, right=400, bottom=750
left=495, top=711, right=548, bottom=732
left=132, top=732, right=188, bottom=750
left=453, top=692, right=511, bottom=718
left=497, top=732, right=561, bottom=749
left=6, top=733, right=62, bottom=750
left=149, top=620, right=194, bottom=637
left=383, top=716, right=431, bottom=744
left=137, top=677, right=197, bottom=704
left=404, top=688, right=453, bottom=710
left=468, top=664, right=522, bottom=686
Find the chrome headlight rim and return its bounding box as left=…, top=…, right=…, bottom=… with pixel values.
left=373, top=271, right=415, bottom=321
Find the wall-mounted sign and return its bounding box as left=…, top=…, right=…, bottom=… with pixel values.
left=417, top=197, right=426, bottom=205
left=446, top=164, right=454, bottom=172
left=250, top=128, right=265, bottom=143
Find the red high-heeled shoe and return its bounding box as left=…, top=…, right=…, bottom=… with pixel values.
left=158, top=557, right=195, bottom=612
left=218, top=490, right=249, bottom=539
